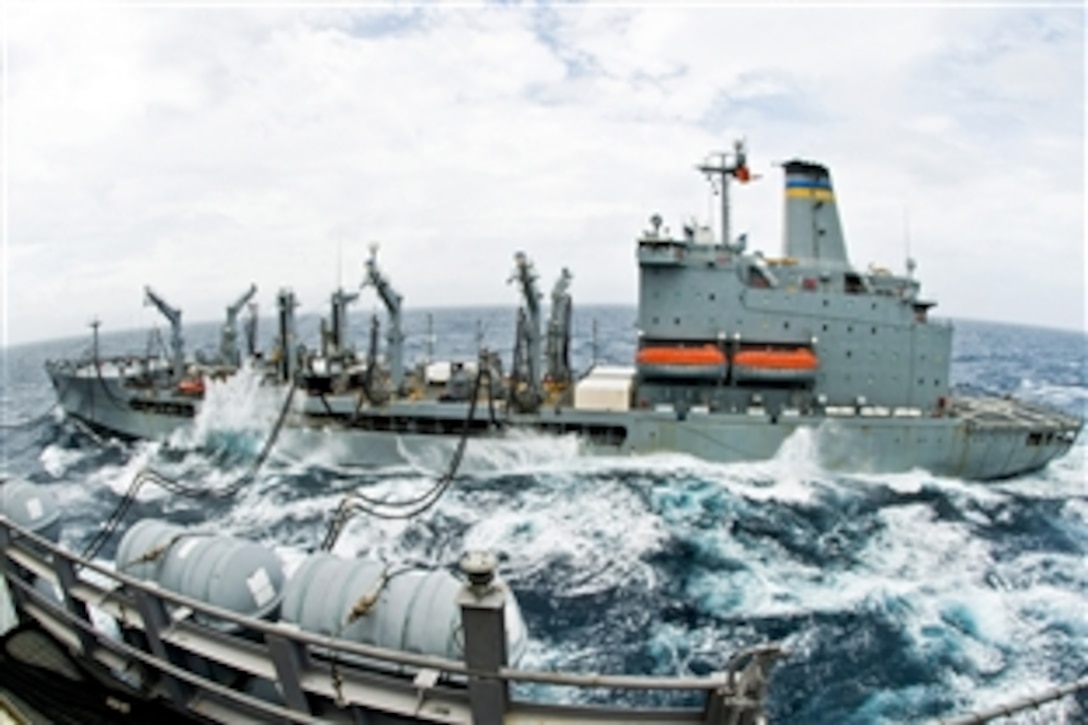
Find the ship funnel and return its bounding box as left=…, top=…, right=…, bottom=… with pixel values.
left=782, top=160, right=850, bottom=268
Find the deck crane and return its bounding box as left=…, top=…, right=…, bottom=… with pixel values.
left=361, top=245, right=405, bottom=393
left=509, top=252, right=544, bottom=412
left=143, top=286, right=184, bottom=383
left=219, top=284, right=257, bottom=367
left=545, top=267, right=573, bottom=392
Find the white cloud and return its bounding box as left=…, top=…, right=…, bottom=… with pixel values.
left=3, top=3, right=1083, bottom=347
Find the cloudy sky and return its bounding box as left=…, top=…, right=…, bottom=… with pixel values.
left=3, top=1, right=1084, bottom=347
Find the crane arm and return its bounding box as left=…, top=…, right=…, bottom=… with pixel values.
left=363, top=255, right=402, bottom=315
left=226, top=284, right=258, bottom=322
left=144, top=286, right=181, bottom=327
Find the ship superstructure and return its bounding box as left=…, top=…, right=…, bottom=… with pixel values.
left=634, top=144, right=949, bottom=421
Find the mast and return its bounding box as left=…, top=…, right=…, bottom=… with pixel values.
left=143, top=286, right=184, bottom=382
left=275, top=289, right=298, bottom=384
left=90, top=318, right=101, bottom=370
left=361, top=244, right=404, bottom=392
left=697, top=139, right=751, bottom=247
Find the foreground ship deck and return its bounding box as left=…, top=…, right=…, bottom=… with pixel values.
left=44, top=141, right=1083, bottom=480
left=0, top=479, right=784, bottom=724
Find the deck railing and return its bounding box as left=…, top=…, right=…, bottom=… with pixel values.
left=0, top=515, right=785, bottom=724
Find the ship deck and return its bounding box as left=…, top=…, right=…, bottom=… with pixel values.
left=949, top=395, right=1082, bottom=436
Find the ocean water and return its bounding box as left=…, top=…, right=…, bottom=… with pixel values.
left=1, top=307, right=1085, bottom=723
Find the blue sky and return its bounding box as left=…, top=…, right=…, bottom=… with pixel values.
left=3, top=2, right=1084, bottom=346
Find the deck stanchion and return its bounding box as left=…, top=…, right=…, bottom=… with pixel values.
left=133, top=588, right=193, bottom=707
left=266, top=630, right=314, bottom=715
left=457, top=551, right=509, bottom=725
left=52, top=555, right=97, bottom=655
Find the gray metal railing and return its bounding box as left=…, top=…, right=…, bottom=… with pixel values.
left=0, top=515, right=785, bottom=724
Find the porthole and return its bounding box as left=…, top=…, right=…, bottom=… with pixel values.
left=674, top=317, right=681, bottom=325
left=871, top=327, right=877, bottom=334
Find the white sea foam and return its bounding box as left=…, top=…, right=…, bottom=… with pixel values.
left=167, top=364, right=287, bottom=452
left=393, top=428, right=585, bottom=477
left=39, top=443, right=92, bottom=478
left=1016, top=377, right=1088, bottom=411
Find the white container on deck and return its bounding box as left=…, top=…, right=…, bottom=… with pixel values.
left=574, top=366, right=636, bottom=412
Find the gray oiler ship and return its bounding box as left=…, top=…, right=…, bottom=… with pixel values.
left=46, top=142, right=1082, bottom=480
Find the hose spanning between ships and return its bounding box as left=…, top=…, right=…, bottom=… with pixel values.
left=320, top=366, right=496, bottom=549
left=81, top=366, right=496, bottom=561
left=81, top=379, right=298, bottom=561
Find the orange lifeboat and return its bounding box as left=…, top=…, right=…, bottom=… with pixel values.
left=177, top=377, right=206, bottom=396
left=732, top=347, right=819, bottom=382
left=636, top=345, right=727, bottom=379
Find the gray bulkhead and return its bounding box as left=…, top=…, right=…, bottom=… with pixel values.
left=635, top=157, right=952, bottom=414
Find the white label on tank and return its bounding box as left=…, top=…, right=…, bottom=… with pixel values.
left=26, top=498, right=43, bottom=520
left=176, top=538, right=201, bottom=559
left=247, top=567, right=274, bottom=609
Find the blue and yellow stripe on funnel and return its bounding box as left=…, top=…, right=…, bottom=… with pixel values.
left=785, top=176, right=834, bottom=202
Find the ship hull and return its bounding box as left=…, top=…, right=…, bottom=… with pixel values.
left=48, top=365, right=197, bottom=441
left=47, top=368, right=1080, bottom=481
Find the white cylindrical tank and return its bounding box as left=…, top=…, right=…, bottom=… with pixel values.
left=115, top=519, right=188, bottom=580
left=0, top=478, right=62, bottom=543
left=280, top=552, right=528, bottom=664
left=1, top=478, right=63, bottom=637
left=116, top=519, right=285, bottom=627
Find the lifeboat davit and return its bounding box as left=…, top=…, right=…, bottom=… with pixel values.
left=732, top=347, right=819, bottom=382
left=636, top=345, right=727, bottom=379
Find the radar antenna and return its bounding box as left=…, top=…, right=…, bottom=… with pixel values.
left=697, top=138, right=753, bottom=248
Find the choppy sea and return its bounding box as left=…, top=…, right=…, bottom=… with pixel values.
left=1, top=306, right=1085, bottom=723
